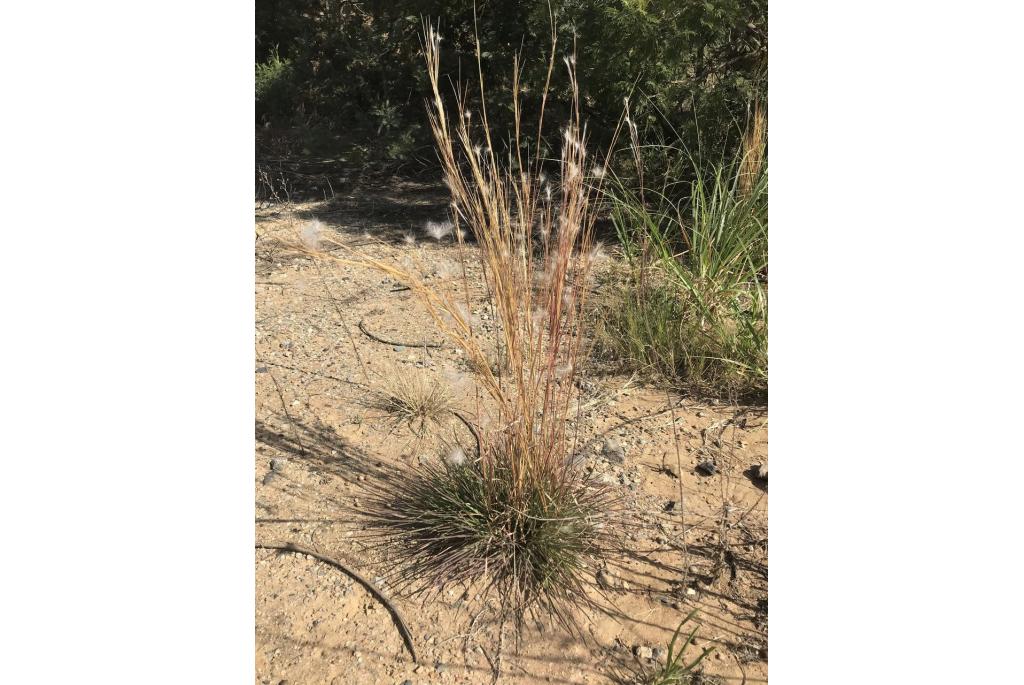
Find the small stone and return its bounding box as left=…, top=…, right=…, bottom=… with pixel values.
left=256, top=366, right=269, bottom=373
left=270, top=458, right=287, bottom=472
left=652, top=647, right=665, bottom=661
left=262, top=471, right=278, bottom=486
left=685, top=587, right=697, bottom=596
left=393, top=345, right=403, bottom=352
left=602, top=438, right=625, bottom=464
left=695, top=461, right=717, bottom=476
left=633, top=645, right=653, bottom=660
left=434, top=662, right=447, bottom=674
left=401, top=680, right=413, bottom=685
left=663, top=500, right=676, bottom=513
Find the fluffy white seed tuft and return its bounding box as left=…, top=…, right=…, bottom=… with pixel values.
left=300, top=220, right=325, bottom=251
left=424, top=220, right=453, bottom=241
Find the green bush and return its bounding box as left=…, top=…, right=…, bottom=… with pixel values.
left=255, top=0, right=767, bottom=166
left=255, top=49, right=297, bottom=124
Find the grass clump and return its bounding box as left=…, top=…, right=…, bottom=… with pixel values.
left=598, top=104, right=767, bottom=399
left=616, top=611, right=715, bottom=685
left=367, top=439, right=617, bottom=628
left=368, top=368, right=453, bottom=434
left=300, top=21, right=622, bottom=631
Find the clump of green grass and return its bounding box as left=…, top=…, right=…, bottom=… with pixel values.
left=598, top=105, right=767, bottom=399
left=616, top=610, right=715, bottom=685
left=364, top=437, right=618, bottom=630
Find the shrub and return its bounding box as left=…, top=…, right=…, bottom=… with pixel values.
left=255, top=49, right=297, bottom=124
left=255, top=1, right=767, bottom=168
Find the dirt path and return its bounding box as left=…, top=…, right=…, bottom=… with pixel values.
left=255, top=187, right=768, bottom=685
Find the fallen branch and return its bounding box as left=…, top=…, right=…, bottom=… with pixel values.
left=256, top=541, right=418, bottom=663
left=358, top=318, right=443, bottom=349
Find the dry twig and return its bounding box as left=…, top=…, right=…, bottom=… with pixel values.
left=256, top=541, right=418, bottom=663
left=358, top=317, right=443, bottom=349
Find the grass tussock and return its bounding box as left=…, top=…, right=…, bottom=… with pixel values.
left=299, top=21, right=623, bottom=630
left=598, top=104, right=767, bottom=399
left=368, top=367, right=453, bottom=434
left=366, top=440, right=619, bottom=628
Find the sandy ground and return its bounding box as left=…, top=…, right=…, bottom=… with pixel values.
left=255, top=182, right=768, bottom=684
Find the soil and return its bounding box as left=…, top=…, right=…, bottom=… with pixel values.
left=255, top=181, right=768, bottom=685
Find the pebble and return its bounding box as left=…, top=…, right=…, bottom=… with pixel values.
left=256, top=366, right=269, bottom=373
left=633, top=645, right=653, bottom=660
left=652, top=646, right=665, bottom=661
left=401, top=680, right=413, bottom=685
left=270, top=458, right=287, bottom=472
left=695, top=461, right=717, bottom=476
left=601, top=438, right=625, bottom=464
left=663, top=500, right=676, bottom=513
left=262, top=471, right=278, bottom=486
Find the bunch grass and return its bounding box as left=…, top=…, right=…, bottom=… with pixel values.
left=299, top=19, right=623, bottom=632
left=598, top=104, right=767, bottom=399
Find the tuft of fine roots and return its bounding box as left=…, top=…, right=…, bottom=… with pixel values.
left=363, top=436, right=620, bottom=631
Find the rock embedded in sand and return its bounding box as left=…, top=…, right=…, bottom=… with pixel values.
left=633, top=645, right=654, bottom=660
left=601, top=438, right=625, bottom=464
left=695, top=460, right=717, bottom=476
